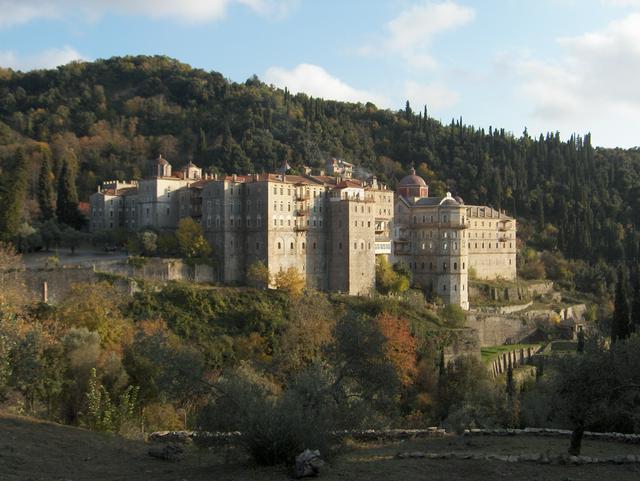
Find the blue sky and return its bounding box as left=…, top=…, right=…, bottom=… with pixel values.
left=1, top=0, right=639, bottom=147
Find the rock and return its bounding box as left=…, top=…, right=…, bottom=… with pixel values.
left=148, top=431, right=194, bottom=444
left=148, top=444, right=185, bottom=462
left=408, top=451, right=426, bottom=458
left=293, top=449, right=324, bottom=478
left=517, top=454, right=535, bottom=462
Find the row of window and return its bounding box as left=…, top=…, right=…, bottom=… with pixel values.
left=408, top=261, right=465, bottom=272
left=469, top=242, right=513, bottom=249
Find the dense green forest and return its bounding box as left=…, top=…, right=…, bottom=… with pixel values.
left=0, top=55, right=639, bottom=268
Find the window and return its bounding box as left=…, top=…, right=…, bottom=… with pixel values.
left=313, top=242, right=317, bottom=250
left=443, top=262, right=447, bottom=271
left=256, top=242, right=260, bottom=251
left=353, top=242, right=357, bottom=250
left=290, top=242, right=294, bottom=250
left=454, top=262, right=458, bottom=270
left=278, top=242, right=282, bottom=249
left=339, top=242, right=343, bottom=250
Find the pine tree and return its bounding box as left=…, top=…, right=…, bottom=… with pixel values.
left=612, top=266, right=631, bottom=343
left=0, top=148, right=29, bottom=241
left=56, top=152, right=80, bottom=228
left=37, top=154, right=56, bottom=220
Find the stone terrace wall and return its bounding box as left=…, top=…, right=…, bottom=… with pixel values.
left=8, top=258, right=216, bottom=304
left=17, top=266, right=117, bottom=303
left=443, top=328, right=481, bottom=363
left=93, top=258, right=215, bottom=283
left=466, top=313, right=540, bottom=347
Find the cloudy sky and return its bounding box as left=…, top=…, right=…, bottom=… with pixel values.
left=0, top=0, right=639, bottom=147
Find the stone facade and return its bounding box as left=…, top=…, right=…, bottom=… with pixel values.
left=392, top=168, right=517, bottom=310
left=90, top=157, right=393, bottom=296
left=89, top=159, right=516, bottom=306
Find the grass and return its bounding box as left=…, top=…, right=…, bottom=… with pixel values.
left=2, top=412, right=640, bottom=481
left=537, top=340, right=578, bottom=356
left=480, top=344, right=541, bottom=364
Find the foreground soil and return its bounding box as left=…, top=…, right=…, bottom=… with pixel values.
left=2, top=413, right=640, bottom=481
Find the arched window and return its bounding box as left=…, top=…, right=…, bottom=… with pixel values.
left=454, top=262, right=458, bottom=270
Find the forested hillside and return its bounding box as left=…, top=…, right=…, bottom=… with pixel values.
left=0, top=55, right=639, bottom=267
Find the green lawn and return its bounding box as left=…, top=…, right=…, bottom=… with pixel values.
left=481, top=344, right=541, bottom=364
left=537, top=340, right=578, bottom=356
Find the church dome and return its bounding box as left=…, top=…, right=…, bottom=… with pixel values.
left=399, top=168, right=427, bottom=187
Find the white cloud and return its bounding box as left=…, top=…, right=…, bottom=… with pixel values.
left=264, top=63, right=390, bottom=107
left=602, top=0, right=640, bottom=7
left=0, top=46, right=85, bottom=71
left=512, top=12, right=640, bottom=146
left=360, top=1, right=475, bottom=70
left=404, top=80, right=460, bottom=111
left=0, top=0, right=295, bottom=27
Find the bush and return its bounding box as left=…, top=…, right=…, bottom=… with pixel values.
left=198, top=365, right=335, bottom=465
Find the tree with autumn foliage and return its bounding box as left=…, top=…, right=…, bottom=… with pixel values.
left=375, top=312, right=417, bottom=386
left=273, top=267, right=305, bottom=296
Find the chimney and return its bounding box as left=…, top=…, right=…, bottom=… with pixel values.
left=214, top=173, right=218, bottom=181
left=232, top=174, right=237, bottom=182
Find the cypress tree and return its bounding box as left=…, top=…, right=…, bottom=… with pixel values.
left=631, top=267, right=640, bottom=334
left=505, top=359, right=518, bottom=427
left=56, top=153, right=80, bottom=228
left=612, top=266, right=631, bottom=343
left=37, top=154, right=56, bottom=220
left=0, top=148, right=29, bottom=241
left=577, top=327, right=585, bottom=354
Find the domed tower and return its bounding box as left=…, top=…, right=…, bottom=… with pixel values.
left=156, top=154, right=172, bottom=178
left=397, top=168, right=428, bottom=200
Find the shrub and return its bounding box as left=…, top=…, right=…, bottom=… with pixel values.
left=246, top=260, right=270, bottom=288
left=198, top=365, right=335, bottom=465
